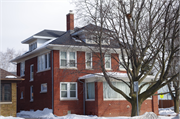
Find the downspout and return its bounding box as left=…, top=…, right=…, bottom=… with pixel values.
left=78, top=79, right=85, bottom=115
left=51, top=50, right=54, bottom=114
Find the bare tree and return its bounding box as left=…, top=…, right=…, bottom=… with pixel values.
left=0, top=48, right=25, bottom=72
left=74, top=0, right=180, bottom=116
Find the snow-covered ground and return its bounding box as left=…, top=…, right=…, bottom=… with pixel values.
left=0, top=107, right=179, bottom=119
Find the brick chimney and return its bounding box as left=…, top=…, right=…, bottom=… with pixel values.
left=66, top=10, right=74, bottom=31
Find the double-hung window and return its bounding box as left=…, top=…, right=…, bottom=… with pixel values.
left=20, top=62, right=25, bottom=76
left=38, top=53, right=50, bottom=71
left=60, top=82, right=77, bottom=100
left=105, top=54, right=111, bottom=69
left=30, top=64, right=34, bottom=81
left=60, top=51, right=76, bottom=68
left=119, top=53, right=132, bottom=70
left=86, top=82, right=95, bottom=100
left=1, top=83, right=11, bottom=102
left=30, top=86, right=33, bottom=102
left=86, top=53, right=92, bottom=69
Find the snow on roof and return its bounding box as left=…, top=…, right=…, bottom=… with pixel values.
left=78, top=72, right=128, bottom=80
left=5, top=75, right=17, bottom=78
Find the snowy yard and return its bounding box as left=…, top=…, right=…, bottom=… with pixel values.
left=0, top=107, right=179, bottom=119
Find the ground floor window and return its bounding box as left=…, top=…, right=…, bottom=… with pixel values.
left=1, top=83, right=11, bottom=102
left=86, top=82, right=95, bottom=100
left=103, top=82, right=130, bottom=100
left=30, top=86, right=33, bottom=101
left=60, top=82, right=77, bottom=100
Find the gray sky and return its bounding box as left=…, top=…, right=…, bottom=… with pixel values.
left=0, top=0, right=75, bottom=52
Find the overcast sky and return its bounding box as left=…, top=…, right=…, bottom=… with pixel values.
left=0, top=0, right=76, bottom=52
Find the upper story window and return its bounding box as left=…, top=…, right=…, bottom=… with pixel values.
left=29, top=42, right=37, bottom=51
left=60, top=82, right=77, bottom=100
left=60, top=51, right=76, bottom=68
left=86, top=53, right=92, bottom=69
left=38, top=53, right=51, bottom=72
left=1, top=83, right=11, bottom=102
left=119, top=53, right=132, bottom=70
left=30, top=64, right=34, bottom=81
left=20, top=62, right=25, bottom=76
left=105, top=54, right=111, bottom=69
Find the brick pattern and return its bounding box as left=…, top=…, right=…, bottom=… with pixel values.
left=0, top=83, right=17, bottom=117
left=17, top=50, right=159, bottom=116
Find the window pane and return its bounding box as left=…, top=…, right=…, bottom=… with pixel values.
left=87, top=82, right=95, bottom=99
left=45, top=54, right=47, bottom=68
left=61, top=84, right=67, bottom=90
left=70, top=84, right=76, bottom=90
left=70, top=91, right=76, bottom=97
left=69, top=52, right=75, bottom=60
left=48, top=53, right=51, bottom=67
left=86, top=61, right=91, bottom=67
left=69, top=60, right=75, bottom=67
left=61, top=60, right=67, bottom=66
left=86, top=53, right=91, bottom=60
left=61, top=52, right=67, bottom=59
left=41, top=84, right=47, bottom=91
left=106, top=62, right=110, bottom=68
left=4, top=84, right=11, bottom=101
left=61, top=91, right=67, bottom=97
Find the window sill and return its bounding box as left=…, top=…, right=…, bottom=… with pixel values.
left=40, top=91, right=47, bottom=93
left=30, top=100, right=34, bottom=102
left=60, top=98, right=78, bottom=101
left=29, top=80, right=33, bottom=82
left=86, top=99, right=95, bottom=101
left=0, top=102, right=12, bottom=104
left=37, top=68, right=51, bottom=73
left=60, top=67, right=78, bottom=70
left=105, top=68, right=112, bottom=71
left=20, top=75, right=25, bottom=77
left=85, top=68, right=93, bottom=70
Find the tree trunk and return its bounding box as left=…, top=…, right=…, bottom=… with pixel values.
left=174, top=97, right=179, bottom=113
left=130, top=99, right=142, bottom=117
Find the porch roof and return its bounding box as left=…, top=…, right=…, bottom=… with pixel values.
left=78, top=72, right=155, bottom=82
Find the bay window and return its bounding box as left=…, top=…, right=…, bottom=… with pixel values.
left=20, top=62, right=25, bottom=76
left=38, top=53, right=50, bottom=71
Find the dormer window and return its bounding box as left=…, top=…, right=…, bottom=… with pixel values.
left=29, top=42, right=37, bottom=51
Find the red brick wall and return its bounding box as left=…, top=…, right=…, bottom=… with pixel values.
left=85, top=82, right=159, bottom=117
left=17, top=55, right=52, bottom=112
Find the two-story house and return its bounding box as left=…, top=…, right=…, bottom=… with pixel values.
left=11, top=11, right=158, bottom=117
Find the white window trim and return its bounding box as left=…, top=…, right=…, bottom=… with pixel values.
left=30, top=64, right=34, bottom=81
left=85, top=82, right=95, bottom=101
left=119, top=53, right=132, bottom=71
left=60, top=51, right=77, bottom=68
left=37, top=53, right=51, bottom=72
left=105, top=54, right=111, bottom=70
left=20, top=91, right=23, bottom=99
left=30, top=86, right=33, bottom=102
left=60, top=82, right=78, bottom=100
left=20, top=62, right=25, bottom=77
left=85, top=52, right=92, bottom=69
left=40, top=83, right=47, bottom=93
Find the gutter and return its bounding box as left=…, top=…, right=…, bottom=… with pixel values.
left=78, top=78, right=85, bottom=115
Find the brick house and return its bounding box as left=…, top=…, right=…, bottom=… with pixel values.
left=0, top=68, right=24, bottom=116
left=11, top=11, right=159, bottom=117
